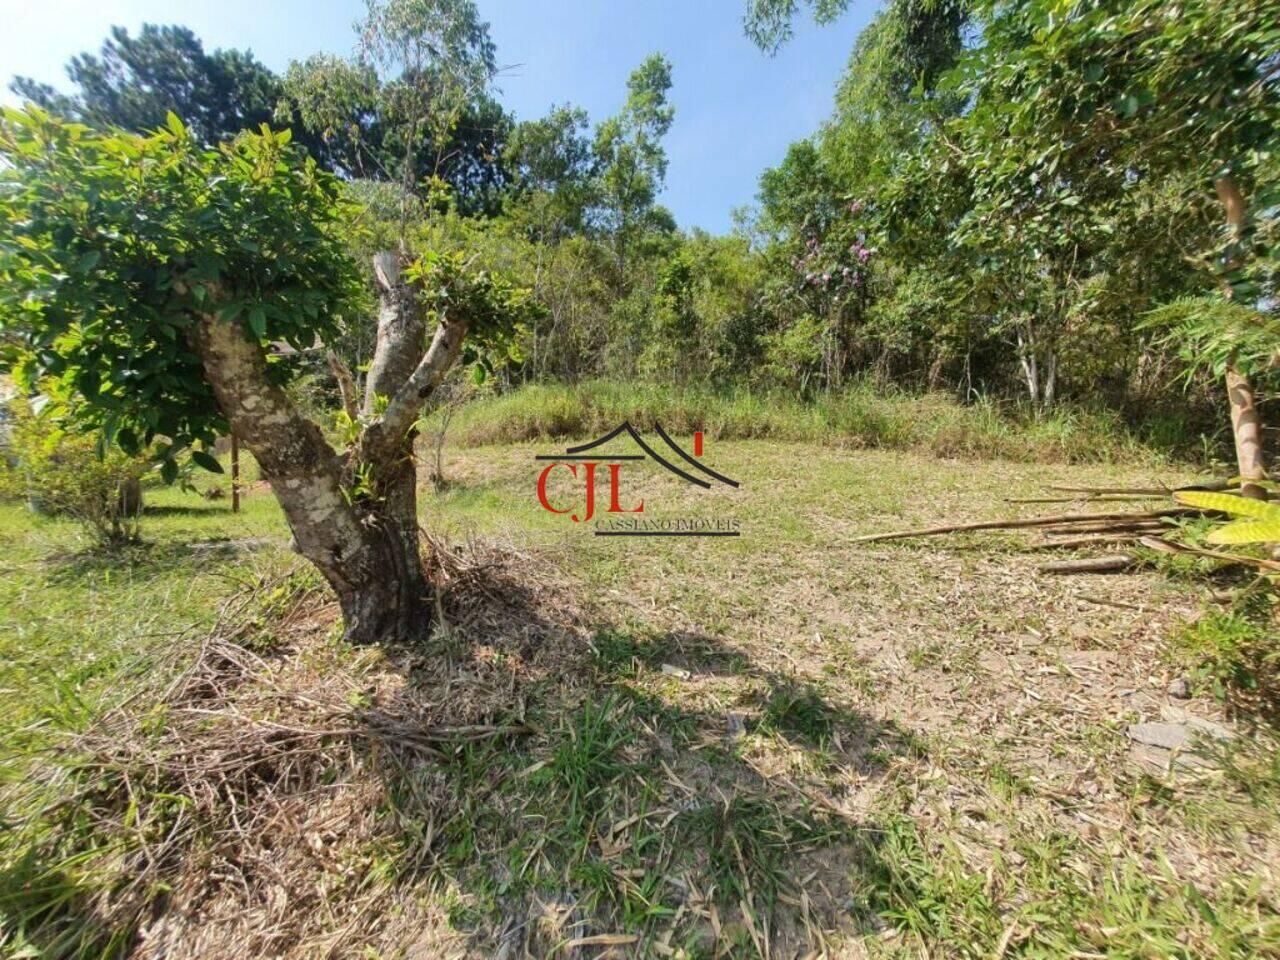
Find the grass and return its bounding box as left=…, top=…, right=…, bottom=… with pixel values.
left=1172, top=602, right=1280, bottom=721
left=2, top=437, right=1278, bottom=957
left=0, top=476, right=288, bottom=738
left=436, top=379, right=1177, bottom=465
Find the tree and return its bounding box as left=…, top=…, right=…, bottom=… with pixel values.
left=0, top=109, right=533, bottom=644
left=593, top=54, right=676, bottom=275
left=505, top=105, right=597, bottom=241
left=10, top=24, right=280, bottom=146
left=743, top=0, right=853, bottom=53
left=918, top=0, right=1278, bottom=447
left=280, top=0, right=499, bottom=236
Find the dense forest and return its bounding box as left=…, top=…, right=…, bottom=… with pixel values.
left=7, top=0, right=1276, bottom=460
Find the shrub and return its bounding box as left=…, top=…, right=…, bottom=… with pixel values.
left=0, top=395, right=149, bottom=546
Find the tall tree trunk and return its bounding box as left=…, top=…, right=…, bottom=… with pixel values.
left=1215, top=175, right=1268, bottom=500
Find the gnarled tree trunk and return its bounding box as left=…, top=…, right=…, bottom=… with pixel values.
left=187, top=251, right=470, bottom=645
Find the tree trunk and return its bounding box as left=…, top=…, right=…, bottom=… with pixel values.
left=1215, top=176, right=1268, bottom=499
left=1226, top=364, right=1267, bottom=500
left=1017, top=326, right=1039, bottom=407
left=184, top=247, right=470, bottom=645
left=1043, top=349, right=1057, bottom=411
left=365, top=252, right=426, bottom=416
left=336, top=492, right=431, bottom=646
left=190, top=301, right=430, bottom=645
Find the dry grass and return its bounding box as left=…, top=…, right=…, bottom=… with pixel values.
left=4, top=442, right=1279, bottom=958
left=4, top=536, right=605, bottom=959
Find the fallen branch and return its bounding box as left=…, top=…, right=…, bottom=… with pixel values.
left=1028, top=534, right=1144, bottom=550
left=1038, top=555, right=1136, bottom=575
left=1041, top=521, right=1168, bottom=537
left=1137, top=536, right=1280, bottom=572
left=1047, top=479, right=1236, bottom=495
left=1007, top=494, right=1162, bottom=504
left=851, top=509, right=1193, bottom=544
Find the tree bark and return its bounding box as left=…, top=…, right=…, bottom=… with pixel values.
left=183, top=246, right=472, bottom=645
left=1226, top=364, right=1267, bottom=500
left=190, top=293, right=431, bottom=644
left=364, top=252, right=426, bottom=416
left=1215, top=176, right=1268, bottom=499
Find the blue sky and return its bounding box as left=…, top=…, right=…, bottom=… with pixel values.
left=0, top=0, right=877, bottom=233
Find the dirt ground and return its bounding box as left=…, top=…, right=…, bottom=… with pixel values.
left=4, top=440, right=1277, bottom=958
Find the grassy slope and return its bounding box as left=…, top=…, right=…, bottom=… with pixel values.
left=2, top=439, right=1277, bottom=958
left=436, top=380, right=1191, bottom=465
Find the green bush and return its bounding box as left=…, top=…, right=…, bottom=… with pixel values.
left=0, top=396, right=149, bottom=546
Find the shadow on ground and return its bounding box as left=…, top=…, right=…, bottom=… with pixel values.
left=2, top=541, right=914, bottom=959
left=354, top=548, right=914, bottom=958
left=40, top=537, right=272, bottom=585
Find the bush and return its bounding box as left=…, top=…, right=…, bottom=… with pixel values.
left=0, top=396, right=149, bottom=546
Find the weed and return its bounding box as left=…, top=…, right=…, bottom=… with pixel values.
left=433, top=380, right=1169, bottom=465
left=1173, top=604, right=1280, bottom=721
left=754, top=680, right=838, bottom=747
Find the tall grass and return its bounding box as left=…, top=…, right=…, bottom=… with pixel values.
left=438, top=380, right=1166, bottom=465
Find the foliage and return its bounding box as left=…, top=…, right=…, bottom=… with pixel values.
left=1145, top=298, right=1280, bottom=382
left=0, top=107, right=363, bottom=480
left=0, top=393, right=148, bottom=545
left=7, top=4, right=1278, bottom=444
left=743, top=0, right=853, bottom=53
left=1175, top=490, right=1280, bottom=545
left=433, top=379, right=1159, bottom=464
left=1174, top=605, right=1280, bottom=721
left=278, top=0, right=504, bottom=220
left=733, top=0, right=1280, bottom=439
left=10, top=24, right=280, bottom=146
left=405, top=248, right=542, bottom=382
left=592, top=53, right=677, bottom=270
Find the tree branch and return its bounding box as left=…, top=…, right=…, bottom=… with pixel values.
left=360, top=315, right=470, bottom=463
left=188, top=306, right=373, bottom=588
left=363, top=250, right=426, bottom=417
left=327, top=349, right=360, bottom=421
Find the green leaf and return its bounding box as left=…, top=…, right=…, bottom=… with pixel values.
left=247, top=306, right=267, bottom=340
left=191, top=449, right=224, bottom=474
left=1175, top=491, right=1280, bottom=521
left=217, top=301, right=245, bottom=323
left=117, top=427, right=139, bottom=456
left=160, top=458, right=179, bottom=485
left=1205, top=519, right=1280, bottom=545
left=77, top=250, right=102, bottom=272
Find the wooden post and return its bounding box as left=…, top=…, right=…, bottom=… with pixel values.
left=231, top=433, right=241, bottom=513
